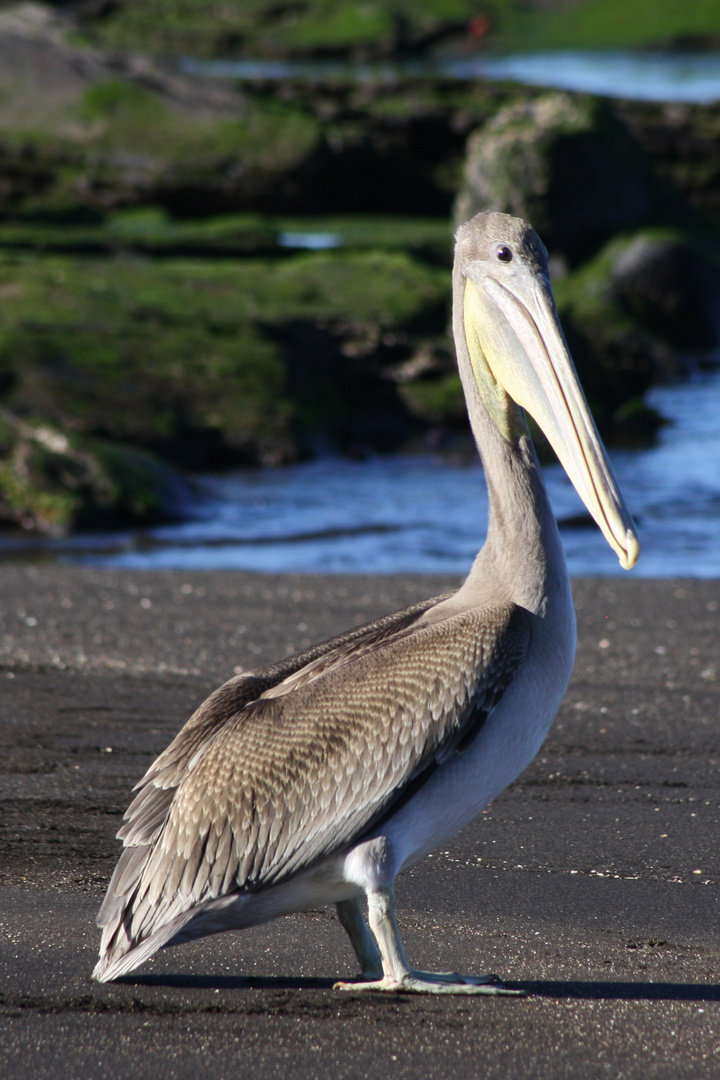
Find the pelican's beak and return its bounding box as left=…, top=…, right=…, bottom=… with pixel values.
left=464, top=264, right=639, bottom=570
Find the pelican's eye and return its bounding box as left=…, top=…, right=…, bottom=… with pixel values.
left=496, top=245, right=513, bottom=263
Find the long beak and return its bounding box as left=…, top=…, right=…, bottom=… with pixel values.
left=464, top=270, right=639, bottom=570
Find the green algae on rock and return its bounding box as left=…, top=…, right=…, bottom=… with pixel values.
left=0, top=245, right=448, bottom=498
left=454, top=91, right=673, bottom=266
left=551, top=229, right=720, bottom=443
left=0, top=406, right=190, bottom=534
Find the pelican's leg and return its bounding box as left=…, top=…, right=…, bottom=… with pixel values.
left=335, top=885, right=523, bottom=996
left=335, top=897, right=383, bottom=981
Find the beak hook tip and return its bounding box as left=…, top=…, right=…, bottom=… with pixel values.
left=619, top=529, right=640, bottom=571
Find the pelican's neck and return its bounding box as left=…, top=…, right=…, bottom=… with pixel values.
left=477, top=423, right=567, bottom=615
left=452, top=298, right=569, bottom=618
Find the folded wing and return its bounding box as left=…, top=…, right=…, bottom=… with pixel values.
left=95, top=596, right=528, bottom=975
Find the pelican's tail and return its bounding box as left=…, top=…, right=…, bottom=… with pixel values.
left=92, top=832, right=200, bottom=983
left=92, top=839, right=186, bottom=982
left=92, top=907, right=196, bottom=983
left=92, top=837, right=251, bottom=982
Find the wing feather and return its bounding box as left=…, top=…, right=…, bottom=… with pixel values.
left=94, top=595, right=528, bottom=979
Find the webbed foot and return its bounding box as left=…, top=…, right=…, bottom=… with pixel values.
left=334, top=970, right=524, bottom=996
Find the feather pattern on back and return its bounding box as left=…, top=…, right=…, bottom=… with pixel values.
left=95, top=594, right=528, bottom=976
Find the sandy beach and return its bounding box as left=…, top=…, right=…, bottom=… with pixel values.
left=1, top=566, right=720, bottom=1078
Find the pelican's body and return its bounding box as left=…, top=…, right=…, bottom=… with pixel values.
left=93, top=213, right=638, bottom=992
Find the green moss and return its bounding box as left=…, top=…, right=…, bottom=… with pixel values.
left=80, top=79, right=166, bottom=125
left=75, top=83, right=318, bottom=170
left=71, top=0, right=263, bottom=57
left=0, top=406, right=187, bottom=533
left=0, top=244, right=447, bottom=475
left=493, top=0, right=720, bottom=51
left=282, top=5, right=390, bottom=51
left=0, top=211, right=453, bottom=263
left=399, top=373, right=465, bottom=424
left=0, top=250, right=288, bottom=465
left=73, top=1, right=483, bottom=56
left=269, top=249, right=446, bottom=324
left=69, top=0, right=720, bottom=57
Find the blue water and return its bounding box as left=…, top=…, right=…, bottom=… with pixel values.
left=183, top=51, right=720, bottom=104
left=9, top=367, right=720, bottom=578
left=453, top=51, right=720, bottom=104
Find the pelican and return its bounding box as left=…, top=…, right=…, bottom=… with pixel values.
left=93, top=212, right=638, bottom=993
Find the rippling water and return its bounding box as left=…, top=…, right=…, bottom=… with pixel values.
left=10, top=367, right=720, bottom=578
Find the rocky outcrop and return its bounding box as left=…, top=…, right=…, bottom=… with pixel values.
left=0, top=3, right=247, bottom=120
left=455, top=90, right=720, bottom=445
left=551, top=230, right=720, bottom=442
left=454, top=91, right=682, bottom=266
left=609, top=233, right=720, bottom=350
left=2, top=10, right=720, bottom=228
left=0, top=406, right=192, bottom=534
left=2, top=5, right=720, bottom=532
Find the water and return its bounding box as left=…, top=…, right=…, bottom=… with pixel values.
left=183, top=50, right=720, bottom=104
left=452, top=51, right=720, bottom=104
left=8, top=367, right=720, bottom=578
left=277, top=232, right=341, bottom=250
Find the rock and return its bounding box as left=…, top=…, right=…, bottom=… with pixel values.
left=0, top=3, right=247, bottom=123
left=0, top=2, right=323, bottom=221
left=552, top=228, right=720, bottom=442
left=455, top=91, right=668, bottom=265
left=615, top=100, right=720, bottom=230
left=610, top=233, right=720, bottom=351
left=0, top=406, right=192, bottom=534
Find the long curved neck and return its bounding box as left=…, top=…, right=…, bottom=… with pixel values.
left=451, top=278, right=570, bottom=618
left=475, top=421, right=567, bottom=615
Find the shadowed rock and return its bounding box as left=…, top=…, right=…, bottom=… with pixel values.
left=455, top=91, right=674, bottom=266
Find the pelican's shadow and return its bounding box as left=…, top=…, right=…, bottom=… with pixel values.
left=117, top=974, right=720, bottom=1000
left=516, top=980, right=720, bottom=1001
left=118, top=973, right=337, bottom=991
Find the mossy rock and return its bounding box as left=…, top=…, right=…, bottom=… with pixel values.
left=554, top=246, right=667, bottom=437
left=0, top=258, right=295, bottom=469
left=455, top=91, right=672, bottom=266
left=62, top=0, right=720, bottom=58
left=552, top=228, right=720, bottom=440
left=0, top=34, right=322, bottom=218
left=0, top=10, right=515, bottom=222
left=0, top=406, right=190, bottom=534
left=0, top=245, right=448, bottom=485
left=608, top=232, right=720, bottom=351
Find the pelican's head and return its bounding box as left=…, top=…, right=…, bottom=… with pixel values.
left=455, top=211, right=639, bottom=570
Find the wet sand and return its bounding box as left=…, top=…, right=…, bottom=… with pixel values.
left=1, top=567, right=720, bottom=1079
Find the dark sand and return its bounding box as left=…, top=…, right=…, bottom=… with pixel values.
left=2, top=567, right=720, bottom=1079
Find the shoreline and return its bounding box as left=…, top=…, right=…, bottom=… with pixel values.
left=2, top=564, right=719, bottom=676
